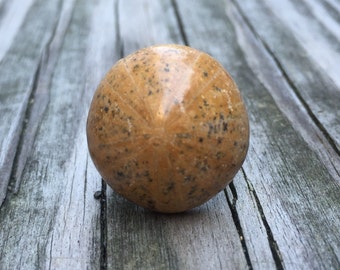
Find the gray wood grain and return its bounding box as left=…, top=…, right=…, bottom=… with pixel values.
left=226, top=1, right=340, bottom=180
left=0, top=0, right=339, bottom=269
left=236, top=0, right=340, bottom=152
left=0, top=0, right=116, bottom=269
left=0, top=0, right=35, bottom=62
left=108, top=190, right=249, bottom=270
left=0, top=0, right=61, bottom=206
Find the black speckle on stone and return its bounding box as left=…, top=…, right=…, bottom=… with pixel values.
left=117, top=171, right=125, bottom=178
left=203, top=71, right=208, bottom=77
left=234, top=141, right=238, bottom=146
left=164, top=67, right=170, bottom=72
left=195, top=159, right=209, bottom=172
left=201, top=166, right=208, bottom=172
left=147, top=200, right=156, bottom=210
left=219, top=113, right=224, bottom=121
left=207, top=123, right=214, bottom=137
left=184, top=175, right=196, bottom=183
left=216, top=151, right=225, bottom=159
left=104, top=106, right=109, bottom=113
left=223, top=122, right=228, bottom=132
left=148, top=90, right=153, bottom=96
left=163, top=182, right=175, bottom=195
left=122, top=127, right=131, bottom=136
left=217, top=137, right=223, bottom=144
left=143, top=171, right=153, bottom=182
left=214, top=86, right=221, bottom=92
left=199, top=137, right=204, bottom=143
left=133, top=64, right=140, bottom=71
left=178, top=167, right=186, bottom=175
left=188, top=186, right=197, bottom=196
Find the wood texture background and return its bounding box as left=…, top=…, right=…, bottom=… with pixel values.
left=0, top=0, right=339, bottom=269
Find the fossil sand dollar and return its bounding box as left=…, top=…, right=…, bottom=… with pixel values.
left=87, top=44, right=249, bottom=213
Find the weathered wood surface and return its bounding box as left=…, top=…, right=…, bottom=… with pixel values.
left=0, top=0, right=339, bottom=269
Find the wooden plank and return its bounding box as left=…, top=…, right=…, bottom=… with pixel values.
left=0, top=0, right=117, bottom=269
left=108, top=192, right=249, bottom=270
left=117, top=0, right=184, bottom=56
left=0, top=0, right=61, bottom=206
left=234, top=0, right=340, bottom=152
left=106, top=0, right=249, bottom=269
left=226, top=0, right=340, bottom=180
left=175, top=0, right=340, bottom=269
left=0, top=0, right=35, bottom=61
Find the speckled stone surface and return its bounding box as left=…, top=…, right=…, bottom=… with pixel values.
left=87, top=44, right=249, bottom=213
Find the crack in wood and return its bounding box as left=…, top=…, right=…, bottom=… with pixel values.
left=99, top=179, right=108, bottom=270
left=95, top=2, right=119, bottom=269
left=83, top=156, right=88, bottom=225
left=115, top=0, right=124, bottom=58
left=224, top=183, right=253, bottom=270
left=7, top=53, right=43, bottom=198
left=241, top=168, right=284, bottom=270
left=171, top=0, right=189, bottom=46
left=48, top=233, right=54, bottom=270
